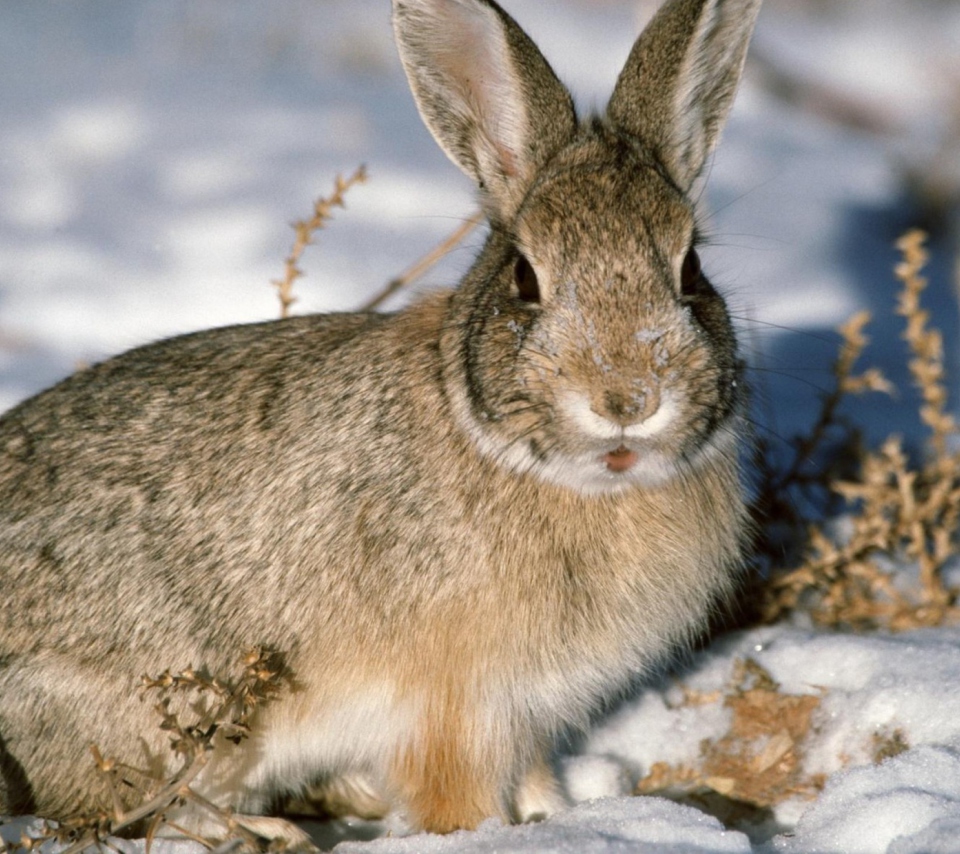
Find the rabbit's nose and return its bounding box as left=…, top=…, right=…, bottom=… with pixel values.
left=596, top=387, right=661, bottom=428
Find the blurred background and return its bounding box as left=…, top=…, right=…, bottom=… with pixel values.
left=1, top=0, right=958, bottom=453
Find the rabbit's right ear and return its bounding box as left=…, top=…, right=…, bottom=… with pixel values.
left=608, top=0, right=762, bottom=193
left=393, top=0, right=577, bottom=222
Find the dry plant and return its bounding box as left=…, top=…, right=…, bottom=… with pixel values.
left=636, top=658, right=826, bottom=832
left=750, top=308, right=893, bottom=580
left=635, top=658, right=912, bottom=834
left=762, top=230, right=960, bottom=630
left=273, top=166, right=368, bottom=318
left=9, top=649, right=293, bottom=854
left=272, top=165, right=481, bottom=316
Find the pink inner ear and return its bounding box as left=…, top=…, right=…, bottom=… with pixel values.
left=418, top=0, right=528, bottom=179
left=493, top=141, right=519, bottom=178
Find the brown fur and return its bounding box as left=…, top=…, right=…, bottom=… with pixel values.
left=0, top=0, right=762, bottom=837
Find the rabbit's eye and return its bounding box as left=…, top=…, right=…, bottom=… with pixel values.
left=680, top=248, right=702, bottom=295
left=514, top=255, right=541, bottom=304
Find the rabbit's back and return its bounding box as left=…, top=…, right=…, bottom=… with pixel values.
left=0, top=306, right=439, bottom=664
left=0, top=297, right=473, bottom=816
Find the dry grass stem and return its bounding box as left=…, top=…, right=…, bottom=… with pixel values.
left=895, top=230, right=958, bottom=457
left=360, top=211, right=484, bottom=311
left=751, top=306, right=893, bottom=579
left=273, top=166, right=368, bottom=318
left=771, top=308, right=893, bottom=491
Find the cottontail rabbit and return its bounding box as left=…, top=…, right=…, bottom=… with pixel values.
left=0, top=0, right=761, bottom=841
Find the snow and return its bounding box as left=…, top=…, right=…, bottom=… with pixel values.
left=2, top=0, right=960, bottom=852
left=775, top=746, right=960, bottom=854
left=583, top=627, right=960, bottom=851
left=334, top=798, right=754, bottom=854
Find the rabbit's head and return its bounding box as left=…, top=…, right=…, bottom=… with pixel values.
left=394, top=0, right=761, bottom=495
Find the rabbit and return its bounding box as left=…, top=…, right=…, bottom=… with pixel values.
left=0, top=0, right=762, bottom=843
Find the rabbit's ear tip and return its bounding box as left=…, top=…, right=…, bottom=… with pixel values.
left=608, top=0, right=762, bottom=192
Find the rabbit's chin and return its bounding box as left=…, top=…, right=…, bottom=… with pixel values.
left=535, top=448, right=682, bottom=496
left=465, top=424, right=738, bottom=498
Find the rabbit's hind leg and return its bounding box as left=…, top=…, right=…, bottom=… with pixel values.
left=289, top=772, right=391, bottom=822
left=231, top=815, right=317, bottom=851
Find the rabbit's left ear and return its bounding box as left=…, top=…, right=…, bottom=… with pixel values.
left=393, top=0, right=578, bottom=221
left=608, top=0, right=762, bottom=193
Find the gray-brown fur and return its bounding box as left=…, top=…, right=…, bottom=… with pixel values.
left=0, top=0, right=762, bottom=837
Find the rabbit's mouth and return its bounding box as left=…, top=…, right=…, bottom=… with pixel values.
left=603, top=445, right=638, bottom=473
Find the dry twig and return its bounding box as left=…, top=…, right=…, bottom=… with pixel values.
left=273, top=166, right=368, bottom=318
left=360, top=212, right=483, bottom=311
left=15, top=650, right=292, bottom=854
left=750, top=307, right=893, bottom=577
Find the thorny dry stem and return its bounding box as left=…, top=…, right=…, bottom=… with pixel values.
left=760, top=309, right=893, bottom=497
left=273, top=166, right=368, bottom=318
left=763, top=230, right=960, bottom=630
left=750, top=305, right=894, bottom=581
left=895, top=231, right=959, bottom=458
left=272, top=167, right=481, bottom=317
left=10, top=650, right=291, bottom=854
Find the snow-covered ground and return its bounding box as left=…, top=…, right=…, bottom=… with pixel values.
left=2, top=0, right=960, bottom=852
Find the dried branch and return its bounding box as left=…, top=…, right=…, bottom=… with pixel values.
left=750, top=306, right=894, bottom=581
left=763, top=231, right=960, bottom=630
left=895, top=230, right=958, bottom=458
left=19, top=650, right=294, bottom=854
left=273, top=166, right=368, bottom=318
left=360, top=211, right=483, bottom=312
